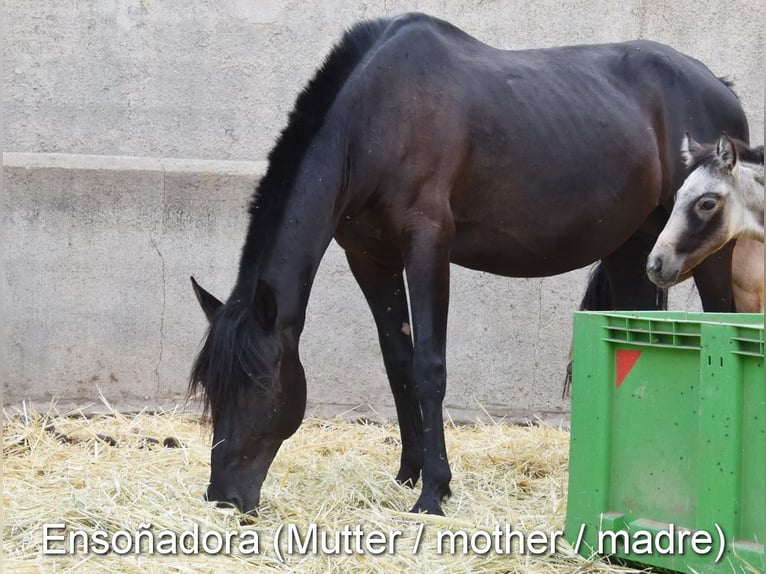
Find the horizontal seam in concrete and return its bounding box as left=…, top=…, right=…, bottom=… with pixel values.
left=2, top=152, right=268, bottom=176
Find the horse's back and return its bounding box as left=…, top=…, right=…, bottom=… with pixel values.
left=337, top=15, right=747, bottom=275
left=349, top=16, right=744, bottom=194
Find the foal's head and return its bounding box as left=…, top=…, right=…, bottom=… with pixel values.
left=189, top=277, right=305, bottom=514
left=647, top=133, right=764, bottom=288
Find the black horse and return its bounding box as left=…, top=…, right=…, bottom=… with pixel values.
left=189, top=13, right=748, bottom=516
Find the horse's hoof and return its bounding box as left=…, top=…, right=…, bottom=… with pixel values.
left=396, top=476, right=417, bottom=489
left=409, top=498, right=445, bottom=516
left=410, top=487, right=450, bottom=516
left=395, top=467, right=421, bottom=488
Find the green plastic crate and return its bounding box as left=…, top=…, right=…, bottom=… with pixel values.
left=566, top=311, right=764, bottom=573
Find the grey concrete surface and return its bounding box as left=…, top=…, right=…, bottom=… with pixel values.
left=4, top=0, right=763, bottom=159
left=3, top=0, right=761, bottom=420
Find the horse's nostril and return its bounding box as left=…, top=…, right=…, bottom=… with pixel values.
left=205, top=485, right=241, bottom=511
left=647, top=257, right=662, bottom=274
left=208, top=492, right=243, bottom=511
left=216, top=497, right=242, bottom=511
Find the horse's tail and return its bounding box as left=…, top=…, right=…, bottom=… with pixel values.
left=565, top=261, right=667, bottom=398
left=577, top=261, right=669, bottom=311
left=565, top=262, right=610, bottom=398
left=578, top=261, right=612, bottom=311
left=656, top=284, right=668, bottom=309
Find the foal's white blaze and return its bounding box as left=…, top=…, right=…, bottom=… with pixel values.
left=647, top=133, right=764, bottom=289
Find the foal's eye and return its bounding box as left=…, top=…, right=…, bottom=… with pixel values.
left=698, top=198, right=717, bottom=211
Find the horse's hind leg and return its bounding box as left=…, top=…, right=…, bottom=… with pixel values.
left=345, top=250, right=424, bottom=487
left=403, top=223, right=453, bottom=515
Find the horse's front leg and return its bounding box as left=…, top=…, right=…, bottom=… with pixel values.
left=404, top=224, right=453, bottom=515
left=345, top=249, right=424, bottom=487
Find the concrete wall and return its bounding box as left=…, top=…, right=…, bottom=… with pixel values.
left=3, top=1, right=763, bottom=421
left=4, top=1, right=763, bottom=159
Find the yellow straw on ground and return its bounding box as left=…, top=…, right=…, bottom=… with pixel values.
left=3, top=404, right=648, bottom=573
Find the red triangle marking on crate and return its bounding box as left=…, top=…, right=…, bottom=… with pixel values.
left=615, top=349, right=641, bottom=387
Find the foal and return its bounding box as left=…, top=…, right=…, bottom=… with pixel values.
left=647, top=133, right=764, bottom=289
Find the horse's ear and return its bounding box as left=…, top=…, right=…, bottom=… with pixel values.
left=190, top=276, right=223, bottom=323
left=680, top=132, right=703, bottom=168
left=716, top=132, right=738, bottom=171
left=254, top=279, right=278, bottom=329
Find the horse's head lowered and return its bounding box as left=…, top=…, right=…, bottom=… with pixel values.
left=189, top=277, right=306, bottom=514
left=647, top=133, right=764, bottom=288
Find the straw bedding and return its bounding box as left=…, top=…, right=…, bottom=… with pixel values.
left=3, top=403, right=646, bottom=573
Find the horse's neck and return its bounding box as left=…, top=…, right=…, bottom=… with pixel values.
left=248, top=144, right=346, bottom=335
left=741, top=163, right=764, bottom=203
left=736, top=163, right=764, bottom=240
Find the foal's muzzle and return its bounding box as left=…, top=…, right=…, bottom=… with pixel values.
left=646, top=248, right=682, bottom=289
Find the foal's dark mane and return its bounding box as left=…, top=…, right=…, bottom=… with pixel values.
left=744, top=145, right=765, bottom=166
left=688, top=137, right=764, bottom=172
left=190, top=17, right=392, bottom=422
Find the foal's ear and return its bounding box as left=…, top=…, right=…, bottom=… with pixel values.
left=680, top=132, right=703, bottom=168
left=715, top=132, right=738, bottom=171
left=254, top=279, right=278, bottom=330
left=190, top=276, right=223, bottom=323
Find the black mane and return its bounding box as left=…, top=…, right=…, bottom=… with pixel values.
left=190, top=17, right=392, bottom=423
left=234, top=17, right=392, bottom=299
left=744, top=145, right=765, bottom=165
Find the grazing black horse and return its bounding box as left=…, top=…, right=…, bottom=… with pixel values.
left=189, top=13, right=748, bottom=516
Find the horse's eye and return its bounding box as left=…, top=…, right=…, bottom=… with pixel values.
left=698, top=198, right=717, bottom=211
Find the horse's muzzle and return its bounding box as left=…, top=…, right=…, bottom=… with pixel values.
left=205, top=482, right=261, bottom=515
left=646, top=251, right=681, bottom=289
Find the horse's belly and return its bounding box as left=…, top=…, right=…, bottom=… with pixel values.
left=449, top=221, right=625, bottom=277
